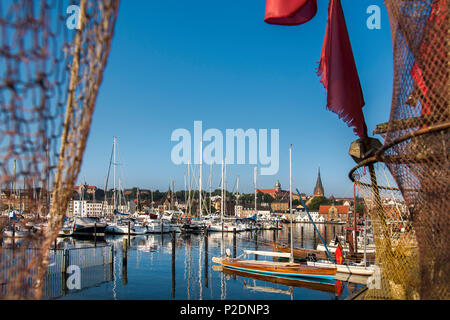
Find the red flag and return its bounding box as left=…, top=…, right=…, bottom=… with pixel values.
left=265, top=0, right=317, bottom=26
left=317, top=0, right=367, bottom=138
left=335, top=243, right=343, bottom=265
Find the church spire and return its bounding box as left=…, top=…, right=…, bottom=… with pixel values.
left=313, top=166, right=324, bottom=197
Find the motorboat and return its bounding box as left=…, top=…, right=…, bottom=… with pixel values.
left=72, top=217, right=107, bottom=237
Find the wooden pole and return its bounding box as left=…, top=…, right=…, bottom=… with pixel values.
left=171, top=230, right=176, bottom=298
left=233, top=228, right=237, bottom=258
left=204, top=230, right=208, bottom=288
left=301, top=226, right=304, bottom=248
left=122, top=238, right=128, bottom=286
left=254, top=231, right=258, bottom=261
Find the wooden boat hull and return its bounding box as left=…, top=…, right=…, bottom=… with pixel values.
left=220, top=267, right=337, bottom=293
left=214, top=258, right=336, bottom=280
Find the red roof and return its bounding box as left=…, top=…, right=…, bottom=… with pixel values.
left=257, top=189, right=278, bottom=195
left=319, top=205, right=350, bottom=214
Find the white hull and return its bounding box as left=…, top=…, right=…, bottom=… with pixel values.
left=106, top=224, right=147, bottom=235
left=307, top=261, right=374, bottom=276
left=207, top=224, right=243, bottom=232
left=145, top=222, right=172, bottom=233
left=316, top=243, right=376, bottom=254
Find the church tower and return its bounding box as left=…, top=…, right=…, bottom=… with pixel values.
left=274, top=180, right=281, bottom=192
left=313, top=167, right=324, bottom=197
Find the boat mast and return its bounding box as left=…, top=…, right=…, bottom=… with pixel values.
left=289, top=145, right=294, bottom=263
left=236, top=176, right=239, bottom=217
left=254, top=166, right=257, bottom=216
left=199, top=138, right=202, bottom=217
left=188, top=160, right=191, bottom=216
left=221, top=159, right=224, bottom=224
left=113, top=136, right=117, bottom=211
left=209, top=164, right=212, bottom=215
left=224, top=162, right=226, bottom=216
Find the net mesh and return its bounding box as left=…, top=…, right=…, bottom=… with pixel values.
left=350, top=0, right=448, bottom=300
left=0, top=0, right=120, bottom=299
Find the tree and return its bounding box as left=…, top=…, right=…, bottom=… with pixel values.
left=307, top=196, right=332, bottom=211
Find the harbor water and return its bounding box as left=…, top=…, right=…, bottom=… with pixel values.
left=2, top=222, right=365, bottom=300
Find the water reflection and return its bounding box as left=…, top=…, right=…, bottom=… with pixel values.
left=39, top=223, right=360, bottom=300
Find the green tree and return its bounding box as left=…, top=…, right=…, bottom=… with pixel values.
left=307, top=196, right=332, bottom=211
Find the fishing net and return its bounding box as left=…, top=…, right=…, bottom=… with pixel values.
left=0, top=0, right=120, bottom=299
left=350, top=0, right=448, bottom=300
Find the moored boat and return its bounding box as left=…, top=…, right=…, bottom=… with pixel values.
left=306, top=260, right=374, bottom=276
left=72, top=217, right=107, bottom=237
left=213, top=257, right=336, bottom=280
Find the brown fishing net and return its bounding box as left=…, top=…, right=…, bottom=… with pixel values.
left=0, top=0, right=120, bottom=299
left=350, top=0, right=448, bottom=300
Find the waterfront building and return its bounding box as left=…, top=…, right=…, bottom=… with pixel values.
left=318, top=205, right=350, bottom=222
left=256, top=180, right=300, bottom=200
left=271, top=200, right=289, bottom=213
left=67, top=199, right=129, bottom=217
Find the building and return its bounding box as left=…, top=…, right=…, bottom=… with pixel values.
left=257, top=181, right=300, bottom=200
left=67, top=200, right=129, bottom=217
left=271, top=200, right=289, bottom=213
left=318, top=205, right=350, bottom=222
left=313, top=167, right=324, bottom=197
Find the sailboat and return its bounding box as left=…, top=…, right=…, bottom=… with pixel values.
left=213, top=146, right=337, bottom=281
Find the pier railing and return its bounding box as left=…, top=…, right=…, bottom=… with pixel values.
left=1, top=245, right=114, bottom=299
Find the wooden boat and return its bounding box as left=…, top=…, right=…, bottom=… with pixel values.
left=219, top=266, right=337, bottom=293
left=212, top=148, right=336, bottom=282
left=213, top=257, right=336, bottom=280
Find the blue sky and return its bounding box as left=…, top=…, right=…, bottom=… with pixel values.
left=78, top=0, right=393, bottom=197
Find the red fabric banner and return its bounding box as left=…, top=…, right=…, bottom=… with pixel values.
left=264, top=0, right=317, bottom=25
left=317, top=0, right=367, bottom=138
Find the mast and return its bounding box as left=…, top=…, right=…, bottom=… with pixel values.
left=289, top=145, right=294, bottom=263
left=224, top=162, right=226, bottom=216
left=221, top=160, right=224, bottom=223
left=209, top=164, right=212, bottom=214
left=118, top=179, right=122, bottom=208
left=184, top=174, right=187, bottom=213
left=236, top=176, right=239, bottom=216
left=254, top=166, right=257, bottom=216
left=113, top=136, right=117, bottom=211
left=199, top=139, right=202, bottom=217
left=188, top=160, right=191, bottom=215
